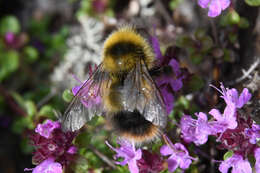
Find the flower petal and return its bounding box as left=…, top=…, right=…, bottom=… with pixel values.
left=237, top=88, right=251, bottom=108
left=128, top=159, right=139, bottom=173
left=220, top=0, right=231, bottom=10
left=160, top=86, right=174, bottom=114
left=170, top=79, right=183, bottom=92
left=151, top=36, right=162, bottom=60
left=160, top=145, right=173, bottom=156
left=208, top=0, right=222, bottom=17
left=219, top=162, right=230, bottom=173
left=167, top=158, right=178, bottom=172
left=255, top=148, right=260, bottom=173
left=198, top=0, right=210, bottom=8
left=235, top=159, right=252, bottom=173
left=209, top=109, right=222, bottom=121
left=179, top=158, right=192, bottom=169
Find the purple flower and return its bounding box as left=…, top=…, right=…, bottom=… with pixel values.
left=209, top=104, right=237, bottom=132
left=67, top=146, right=78, bottom=154
left=137, top=150, right=164, bottom=173
left=72, top=68, right=102, bottom=108
left=106, top=139, right=142, bottom=173
left=30, top=120, right=77, bottom=166
left=5, top=32, right=15, bottom=44
left=215, top=114, right=256, bottom=157
left=155, top=58, right=185, bottom=114
left=160, top=86, right=174, bottom=114
left=35, top=120, right=60, bottom=139
left=160, top=136, right=195, bottom=172
left=72, top=78, right=101, bottom=108
left=255, top=148, right=260, bottom=173
left=25, top=157, right=62, bottom=173
left=150, top=34, right=187, bottom=115
left=150, top=35, right=162, bottom=60
left=180, top=112, right=212, bottom=145
left=245, top=123, right=260, bottom=144
left=198, top=0, right=231, bottom=17
left=156, top=59, right=183, bottom=92
left=219, top=154, right=252, bottom=173
left=211, top=83, right=252, bottom=109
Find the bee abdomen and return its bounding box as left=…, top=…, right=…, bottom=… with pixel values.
left=111, top=109, right=160, bottom=143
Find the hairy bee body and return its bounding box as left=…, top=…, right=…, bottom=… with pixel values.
left=61, top=26, right=167, bottom=144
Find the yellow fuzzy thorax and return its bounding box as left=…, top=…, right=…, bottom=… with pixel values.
left=102, top=26, right=155, bottom=73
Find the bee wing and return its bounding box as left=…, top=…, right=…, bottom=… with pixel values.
left=121, top=59, right=167, bottom=128
left=61, top=63, right=110, bottom=132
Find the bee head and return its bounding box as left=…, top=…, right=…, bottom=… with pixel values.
left=102, top=26, right=155, bottom=73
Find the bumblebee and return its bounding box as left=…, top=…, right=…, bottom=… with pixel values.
left=61, top=26, right=167, bottom=144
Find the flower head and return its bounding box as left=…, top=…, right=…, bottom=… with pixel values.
left=35, top=120, right=60, bottom=139
left=155, top=58, right=185, bottom=114
left=215, top=115, right=255, bottom=156
left=25, top=157, right=63, bottom=173
left=106, top=139, right=142, bottom=173
left=137, top=150, right=164, bottom=173
left=212, top=83, right=251, bottom=108
left=156, top=59, right=184, bottom=92
left=160, top=136, right=195, bottom=172
left=150, top=35, right=187, bottom=115
left=219, top=154, right=252, bottom=173
left=180, top=112, right=212, bottom=145
left=30, top=120, right=77, bottom=166
left=198, top=0, right=231, bottom=17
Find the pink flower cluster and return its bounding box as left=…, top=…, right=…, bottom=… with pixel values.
left=180, top=83, right=260, bottom=172
left=198, top=0, right=231, bottom=17
left=106, top=136, right=195, bottom=173
left=26, top=120, right=77, bottom=173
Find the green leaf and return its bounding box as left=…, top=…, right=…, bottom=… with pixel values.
left=38, top=105, right=55, bottom=117
left=0, top=16, right=20, bottom=34
left=0, top=50, right=19, bottom=81
left=245, top=0, right=260, bottom=6
left=11, top=116, right=34, bottom=134
left=23, top=46, right=39, bottom=63
left=24, top=100, right=37, bottom=117
left=62, top=89, right=74, bottom=102
left=176, top=96, right=190, bottom=109
left=223, top=150, right=234, bottom=160
left=227, top=10, right=240, bottom=25
left=10, top=92, right=25, bottom=109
